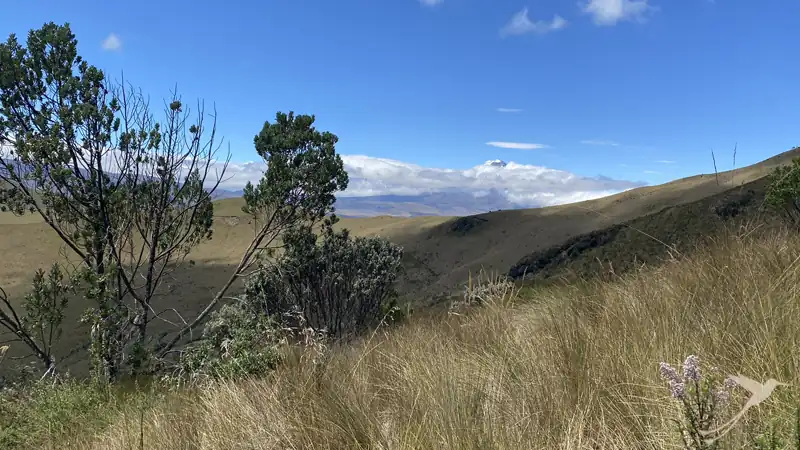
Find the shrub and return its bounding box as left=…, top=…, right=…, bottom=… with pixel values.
left=174, top=303, right=283, bottom=382
left=175, top=217, right=403, bottom=381
left=766, top=157, right=800, bottom=226
left=242, top=217, right=404, bottom=341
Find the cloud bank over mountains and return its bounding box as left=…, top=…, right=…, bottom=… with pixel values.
left=0, top=143, right=644, bottom=216
left=217, top=155, right=645, bottom=216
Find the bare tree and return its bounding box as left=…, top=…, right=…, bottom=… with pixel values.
left=105, top=83, right=231, bottom=372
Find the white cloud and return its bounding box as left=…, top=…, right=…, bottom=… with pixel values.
left=102, top=33, right=122, bottom=51
left=643, top=170, right=660, bottom=174
left=581, top=0, right=656, bottom=26
left=419, top=0, right=443, bottom=6
left=216, top=155, right=642, bottom=208
left=336, top=155, right=643, bottom=208
left=497, top=108, right=524, bottom=113
left=486, top=141, right=549, bottom=150
left=0, top=141, right=643, bottom=209
left=0, top=141, right=643, bottom=211
left=581, top=139, right=619, bottom=146
left=655, top=159, right=675, bottom=164
left=500, top=8, right=567, bottom=37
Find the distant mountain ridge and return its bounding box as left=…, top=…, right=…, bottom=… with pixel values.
left=1, top=156, right=640, bottom=218
left=210, top=187, right=521, bottom=217
left=209, top=158, right=630, bottom=217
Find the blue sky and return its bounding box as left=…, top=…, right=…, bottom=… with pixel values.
left=2, top=0, right=800, bottom=205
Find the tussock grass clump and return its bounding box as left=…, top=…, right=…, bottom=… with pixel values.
left=21, top=228, right=800, bottom=449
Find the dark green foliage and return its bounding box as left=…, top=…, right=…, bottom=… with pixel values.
left=0, top=22, right=118, bottom=225
left=176, top=303, right=282, bottom=380
left=766, top=158, right=800, bottom=225
left=243, top=217, right=404, bottom=340
left=0, top=22, right=227, bottom=381
left=179, top=217, right=403, bottom=380
left=0, top=264, right=73, bottom=374
left=0, top=23, right=359, bottom=386
left=242, top=112, right=348, bottom=223
left=0, top=22, right=137, bottom=380
left=157, top=111, right=350, bottom=359
left=77, top=265, right=132, bottom=383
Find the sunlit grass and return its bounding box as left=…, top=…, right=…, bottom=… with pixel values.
left=8, top=227, right=800, bottom=449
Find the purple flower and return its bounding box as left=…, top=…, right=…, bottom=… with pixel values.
left=660, top=361, right=687, bottom=399
left=713, top=377, right=738, bottom=407
left=671, top=381, right=686, bottom=399
left=683, top=355, right=701, bottom=382
left=714, top=388, right=730, bottom=406
left=723, top=377, right=738, bottom=389
left=659, top=362, right=682, bottom=384
left=714, top=377, right=737, bottom=405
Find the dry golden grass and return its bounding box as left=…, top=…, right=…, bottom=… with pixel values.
left=49, top=226, right=800, bottom=450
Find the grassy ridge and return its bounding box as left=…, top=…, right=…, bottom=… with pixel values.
left=6, top=224, right=800, bottom=449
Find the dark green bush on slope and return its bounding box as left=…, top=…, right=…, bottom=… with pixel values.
left=766, top=157, right=800, bottom=226
left=179, top=216, right=404, bottom=380
left=176, top=303, right=283, bottom=381
left=243, top=217, right=404, bottom=340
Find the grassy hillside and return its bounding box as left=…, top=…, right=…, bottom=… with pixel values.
left=0, top=147, right=797, bottom=376
left=508, top=176, right=779, bottom=282
left=8, top=226, right=800, bottom=449
left=367, top=146, right=800, bottom=301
